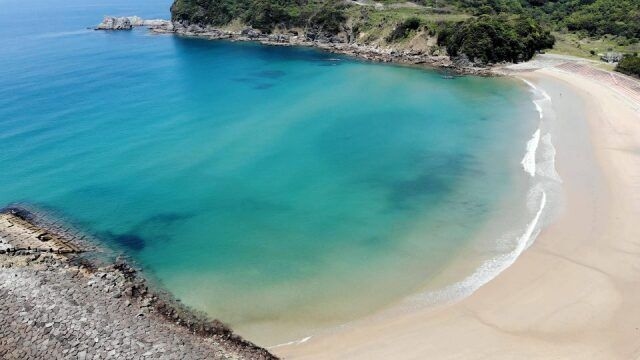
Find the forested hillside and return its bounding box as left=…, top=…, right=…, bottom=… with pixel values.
left=452, top=0, right=640, bottom=39
left=171, top=0, right=347, bottom=33
left=170, top=0, right=640, bottom=65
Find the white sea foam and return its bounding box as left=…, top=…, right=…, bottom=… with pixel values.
left=522, top=78, right=552, bottom=115
left=270, top=79, right=564, bottom=348
left=408, top=189, right=547, bottom=305
left=269, top=336, right=312, bottom=349
left=403, top=76, right=562, bottom=309
left=534, top=102, right=543, bottom=119
left=521, top=128, right=540, bottom=177
left=537, top=133, right=562, bottom=182
left=520, top=78, right=555, bottom=178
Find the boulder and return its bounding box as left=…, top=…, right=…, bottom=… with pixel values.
left=147, top=21, right=175, bottom=33
left=241, top=28, right=262, bottom=38
left=127, top=16, right=144, bottom=26
left=141, top=19, right=171, bottom=27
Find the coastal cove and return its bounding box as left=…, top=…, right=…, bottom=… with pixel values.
left=277, top=59, right=640, bottom=360
left=0, top=0, right=557, bottom=348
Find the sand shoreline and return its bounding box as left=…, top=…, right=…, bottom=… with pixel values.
left=276, top=63, right=640, bottom=359
left=2, top=40, right=639, bottom=357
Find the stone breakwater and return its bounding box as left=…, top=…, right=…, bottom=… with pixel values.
left=0, top=207, right=276, bottom=360
left=94, top=17, right=491, bottom=76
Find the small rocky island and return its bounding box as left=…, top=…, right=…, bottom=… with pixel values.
left=95, top=16, right=171, bottom=30
left=0, top=206, right=275, bottom=359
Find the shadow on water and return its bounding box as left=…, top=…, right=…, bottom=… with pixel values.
left=171, top=35, right=342, bottom=63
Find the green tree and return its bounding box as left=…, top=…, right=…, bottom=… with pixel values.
left=438, top=15, right=554, bottom=64
left=616, top=55, right=640, bottom=78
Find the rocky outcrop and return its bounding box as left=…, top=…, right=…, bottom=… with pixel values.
left=95, top=16, right=133, bottom=30
left=142, top=19, right=172, bottom=27
left=146, top=20, right=491, bottom=75
left=95, top=16, right=171, bottom=31
left=0, top=206, right=276, bottom=359
left=95, top=15, right=491, bottom=75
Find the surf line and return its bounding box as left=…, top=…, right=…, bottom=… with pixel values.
left=404, top=76, right=559, bottom=306
left=520, top=78, right=553, bottom=178
left=269, top=336, right=312, bottom=349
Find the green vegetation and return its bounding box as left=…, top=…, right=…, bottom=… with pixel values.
left=616, top=55, right=640, bottom=78
left=170, top=0, right=639, bottom=64
left=450, top=0, right=639, bottom=42
left=171, top=0, right=348, bottom=33
left=346, top=6, right=468, bottom=44
left=437, top=15, right=554, bottom=63
left=556, top=0, right=640, bottom=40
left=549, top=33, right=640, bottom=63
left=386, top=17, right=422, bottom=42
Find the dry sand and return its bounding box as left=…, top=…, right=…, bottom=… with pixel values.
left=276, top=66, right=640, bottom=359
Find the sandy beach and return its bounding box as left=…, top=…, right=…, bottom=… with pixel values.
left=276, top=62, right=640, bottom=359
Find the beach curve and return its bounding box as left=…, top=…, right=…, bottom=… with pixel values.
left=275, top=59, right=640, bottom=359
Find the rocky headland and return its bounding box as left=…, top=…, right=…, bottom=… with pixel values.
left=0, top=206, right=276, bottom=360
left=95, top=17, right=491, bottom=75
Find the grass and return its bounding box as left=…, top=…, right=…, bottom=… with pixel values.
left=346, top=5, right=468, bottom=33
left=549, top=32, right=640, bottom=60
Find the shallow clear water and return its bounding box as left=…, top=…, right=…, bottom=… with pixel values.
left=0, top=0, right=540, bottom=344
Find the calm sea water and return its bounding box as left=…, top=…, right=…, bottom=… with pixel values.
left=0, top=0, right=540, bottom=344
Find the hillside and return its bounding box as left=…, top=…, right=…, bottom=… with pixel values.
left=169, top=0, right=640, bottom=66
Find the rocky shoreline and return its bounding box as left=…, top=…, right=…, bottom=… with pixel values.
left=95, top=16, right=493, bottom=76
left=0, top=206, right=275, bottom=359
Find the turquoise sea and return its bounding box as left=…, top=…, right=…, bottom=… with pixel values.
left=0, top=0, right=543, bottom=345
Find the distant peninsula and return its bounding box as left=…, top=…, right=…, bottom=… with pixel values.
left=96, top=0, right=640, bottom=76
left=166, top=0, right=639, bottom=74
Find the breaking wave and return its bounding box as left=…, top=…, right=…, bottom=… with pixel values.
left=522, top=129, right=541, bottom=177
left=404, top=77, right=562, bottom=307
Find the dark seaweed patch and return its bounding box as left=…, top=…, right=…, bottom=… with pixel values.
left=114, top=234, right=145, bottom=251
left=387, top=174, right=451, bottom=210
left=1, top=207, right=36, bottom=222
left=253, top=83, right=274, bottom=90
left=135, top=212, right=193, bottom=229
left=232, top=77, right=254, bottom=83
left=380, top=153, right=477, bottom=211
left=251, top=70, right=286, bottom=79
left=101, top=231, right=146, bottom=251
